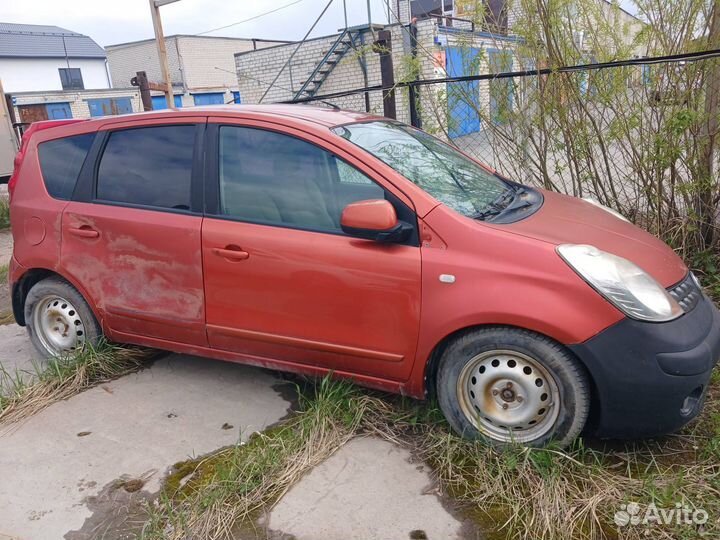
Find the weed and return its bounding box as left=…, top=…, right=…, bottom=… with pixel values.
left=141, top=377, right=374, bottom=540
left=141, top=367, right=720, bottom=540
left=0, top=198, right=8, bottom=231
left=0, top=340, right=151, bottom=426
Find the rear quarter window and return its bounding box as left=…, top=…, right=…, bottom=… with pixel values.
left=37, top=133, right=96, bottom=200
left=96, top=125, right=195, bottom=210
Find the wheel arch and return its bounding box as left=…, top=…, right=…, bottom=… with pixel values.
left=421, top=323, right=600, bottom=427
left=12, top=267, right=103, bottom=329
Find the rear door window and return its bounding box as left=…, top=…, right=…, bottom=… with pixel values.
left=96, top=125, right=196, bottom=210
left=37, top=133, right=96, bottom=200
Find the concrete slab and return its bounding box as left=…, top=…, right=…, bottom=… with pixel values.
left=0, top=324, right=44, bottom=387
left=267, top=436, right=465, bottom=540
left=0, top=354, right=294, bottom=540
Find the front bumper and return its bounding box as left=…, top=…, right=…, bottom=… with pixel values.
left=569, top=293, right=720, bottom=439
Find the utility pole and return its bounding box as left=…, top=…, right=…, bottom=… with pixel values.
left=148, top=0, right=179, bottom=109
left=366, top=0, right=375, bottom=39
left=131, top=71, right=154, bottom=111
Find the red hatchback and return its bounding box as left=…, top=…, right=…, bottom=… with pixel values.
left=7, top=106, right=720, bottom=447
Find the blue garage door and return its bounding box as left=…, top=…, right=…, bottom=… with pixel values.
left=46, top=102, right=72, bottom=119
left=193, top=92, right=225, bottom=106
left=446, top=47, right=481, bottom=139
left=87, top=97, right=133, bottom=117
left=151, top=95, right=183, bottom=109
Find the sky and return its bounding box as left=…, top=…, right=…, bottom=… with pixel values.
left=0, top=0, right=638, bottom=47
left=0, top=0, right=394, bottom=46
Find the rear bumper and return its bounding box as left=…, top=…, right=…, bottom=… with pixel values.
left=569, top=294, right=720, bottom=439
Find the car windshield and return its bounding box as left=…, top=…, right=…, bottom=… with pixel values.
left=332, top=121, right=513, bottom=218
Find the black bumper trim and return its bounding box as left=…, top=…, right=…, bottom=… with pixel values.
left=569, top=294, right=720, bottom=439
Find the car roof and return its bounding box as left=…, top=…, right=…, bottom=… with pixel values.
left=76, top=104, right=383, bottom=130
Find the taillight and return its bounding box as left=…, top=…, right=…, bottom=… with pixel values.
left=7, top=146, right=25, bottom=200
left=7, top=119, right=87, bottom=201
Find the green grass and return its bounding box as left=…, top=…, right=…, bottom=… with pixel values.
left=141, top=377, right=373, bottom=539
left=139, top=370, right=720, bottom=540
left=0, top=340, right=151, bottom=426
left=0, top=198, right=9, bottom=231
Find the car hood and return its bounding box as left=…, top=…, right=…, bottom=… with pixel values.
left=499, top=190, right=687, bottom=288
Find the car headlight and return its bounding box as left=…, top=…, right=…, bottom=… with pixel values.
left=582, top=197, right=630, bottom=222
left=557, top=244, right=683, bottom=322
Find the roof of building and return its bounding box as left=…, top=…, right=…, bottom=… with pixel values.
left=0, top=22, right=106, bottom=59
left=106, top=34, right=290, bottom=50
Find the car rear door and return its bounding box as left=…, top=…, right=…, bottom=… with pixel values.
left=59, top=117, right=208, bottom=347
left=201, top=118, right=422, bottom=381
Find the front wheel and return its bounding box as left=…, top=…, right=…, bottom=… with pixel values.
left=24, top=277, right=103, bottom=358
left=436, top=327, right=590, bottom=448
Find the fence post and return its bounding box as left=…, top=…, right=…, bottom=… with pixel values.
left=131, top=71, right=154, bottom=111
left=408, top=22, right=422, bottom=128
left=374, top=30, right=397, bottom=119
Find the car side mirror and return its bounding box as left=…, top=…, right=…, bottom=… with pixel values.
left=340, top=199, right=411, bottom=243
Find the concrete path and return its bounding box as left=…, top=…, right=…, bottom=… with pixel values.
left=267, top=436, right=468, bottom=540
left=0, top=324, right=44, bottom=385
left=0, top=354, right=293, bottom=540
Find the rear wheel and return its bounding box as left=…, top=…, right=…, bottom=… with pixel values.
left=24, top=277, right=102, bottom=358
left=436, top=327, right=590, bottom=448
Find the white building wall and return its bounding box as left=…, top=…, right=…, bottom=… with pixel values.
left=107, top=38, right=183, bottom=89
left=107, top=36, right=283, bottom=97
left=0, top=57, right=110, bottom=93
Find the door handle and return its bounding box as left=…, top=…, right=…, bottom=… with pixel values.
left=212, top=246, right=250, bottom=261
left=68, top=226, right=99, bottom=239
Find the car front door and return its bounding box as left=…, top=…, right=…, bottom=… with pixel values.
left=201, top=120, right=422, bottom=381
left=60, top=119, right=208, bottom=347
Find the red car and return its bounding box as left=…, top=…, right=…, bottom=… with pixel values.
left=7, top=106, right=720, bottom=447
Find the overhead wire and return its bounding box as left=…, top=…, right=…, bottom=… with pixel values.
left=194, top=0, right=307, bottom=36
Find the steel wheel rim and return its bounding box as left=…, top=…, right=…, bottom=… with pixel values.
left=32, top=295, right=86, bottom=356
left=457, top=349, right=560, bottom=443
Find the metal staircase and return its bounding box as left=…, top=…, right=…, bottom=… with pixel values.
left=293, top=28, right=364, bottom=100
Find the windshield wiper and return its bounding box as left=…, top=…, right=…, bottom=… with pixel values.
left=472, top=186, right=518, bottom=221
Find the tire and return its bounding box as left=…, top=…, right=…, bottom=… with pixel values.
left=436, top=327, right=590, bottom=448
left=24, top=276, right=102, bottom=358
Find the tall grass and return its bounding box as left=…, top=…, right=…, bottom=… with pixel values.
left=141, top=372, right=720, bottom=540
left=0, top=340, right=151, bottom=427
left=0, top=197, right=9, bottom=231
left=142, top=378, right=374, bottom=539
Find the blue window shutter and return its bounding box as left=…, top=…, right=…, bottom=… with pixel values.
left=46, top=102, right=72, bottom=119
left=114, top=98, right=132, bottom=114
left=153, top=95, right=183, bottom=109
left=193, top=92, right=225, bottom=106
left=152, top=95, right=168, bottom=110
left=87, top=97, right=133, bottom=117
left=87, top=98, right=110, bottom=117
left=232, top=91, right=241, bottom=104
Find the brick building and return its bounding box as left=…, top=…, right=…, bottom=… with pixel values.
left=234, top=0, right=643, bottom=134
left=106, top=35, right=288, bottom=109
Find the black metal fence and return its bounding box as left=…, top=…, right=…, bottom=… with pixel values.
left=284, top=50, right=720, bottom=250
